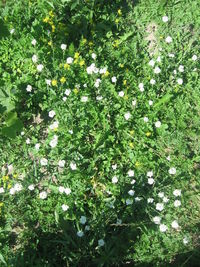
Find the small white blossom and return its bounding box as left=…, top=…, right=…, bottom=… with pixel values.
left=150, top=79, right=156, bottom=85
left=111, top=76, right=117, bottom=83
left=35, top=143, right=40, bottom=150
left=32, top=54, right=38, bottom=63
left=70, top=162, right=77, bottom=170
left=131, top=179, right=136, bottom=185
left=135, top=197, right=142, bottom=202
left=192, top=55, right=197, bottom=61
left=10, top=187, right=16, bottom=195
left=31, top=39, right=37, bottom=46
left=61, top=44, right=67, bottom=50
left=112, top=164, right=117, bottom=170
left=62, top=204, right=69, bottom=211
left=147, top=198, right=154, bottom=203
left=178, top=65, right=184, bottom=72
left=163, top=197, right=169, bottom=203
left=77, top=231, right=84, bottom=237
left=65, top=187, right=71, bottom=195
left=153, top=216, right=161, bottom=224
left=85, top=225, right=90, bottom=231
left=10, top=28, right=15, bottom=34
left=124, top=112, right=131, bottom=120
left=155, top=121, right=161, bottom=128
left=80, top=216, right=87, bottom=225
left=98, top=239, right=105, bottom=246
left=50, top=135, right=58, bottom=148
left=157, top=56, right=161, bottom=62
left=144, top=117, right=149, bottom=122
left=177, top=78, right=183, bottom=85
left=171, top=220, right=179, bottom=229
left=169, top=53, right=175, bottom=58
left=28, top=184, right=35, bottom=191
left=66, top=57, right=73, bottom=64
left=139, top=83, right=144, bottom=92
left=49, top=121, right=59, bottom=131
left=40, top=158, right=48, bottom=166
left=14, top=183, right=22, bottom=192
left=173, top=189, right=181, bottom=196
left=59, top=186, right=65, bottom=193
left=112, top=176, right=118, bottom=184
left=58, top=160, right=65, bottom=168
left=166, top=155, right=171, bottom=161
left=81, top=96, right=88, bottom=102
left=39, top=191, right=47, bottom=199
left=159, top=224, right=168, bottom=232
left=126, top=199, right=133, bottom=205
left=183, top=237, right=189, bottom=245
left=149, top=60, right=155, bottom=67
left=128, top=190, right=135, bottom=196
left=26, top=138, right=30, bottom=144
left=147, top=171, right=153, bottom=177
left=0, top=187, right=5, bottom=193
left=156, top=203, right=164, bottom=211
left=49, top=110, right=56, bottom=118
left=63, top=97, right=67, bottom=102
left=165, top=36, right=172, bottom=43
left=154, top=66, right=161, bottom=74
left=118, top=91, right=124, bottom=97
left=132, top=100, right=137, bottom=106
left=169, top=167, right=176, bottom=175
left=162, top=16, right=169, bottom=22
left=46, top=79, right=51, bottom=86
left=128, top=170, right=134, bottom=177
left=173, top=70, right=177, bottom=75
left=37, top=64, right=44, bottom=72
left=149, top=100, right=153, bottom=106
left=158, top=192, right=164, bottom=198
left=174, top=200, right=181, bottom=207
left=91, top=53, right=97, bottom=59
left=148, top=178, right=154, bottom=185
left=26, top=85, right=32, bottom=92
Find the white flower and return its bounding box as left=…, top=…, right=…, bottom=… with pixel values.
left=58, top=160, right=65, bottom=168
left=63, top=96, right=67, bottom=102
left=158, top=192, right=164, bottom=198
left=49, top=110, right=56, bottom=118
left=165, top=36, right=172, bottom=43
left=62, top=204, right=69, bottom=211
left=131, top=179, right=136, bottom=185
left=126, top=199, right=133, bottom=205
left=81, top=96, right=88, bottom=102
left=69, top=130, right=73, bottom=134
left=144, top=117, right=149, bottom=122
left=39, top=191, right=47, bottom=199
left=49, top=121, right=59, bottom=131
left=177, top=78, right=183, bottom=85
left=147, top=171, right=153, bottom=177
left=169, top=167, right=176, bottom=175
left=148, top=178, right=154, bottom=185
left=128, top=170, right=134, bottom=177
left=7, top=164, right=13, bottom=173
left=58, top=186, right=65, bottom=193
left=111, top=76, right=117, bottom=83
left=171, top=220, right=179, bottom=229
left=0, top=187, right=5, bottom=193
left=94, top=78, right=101, bottom=88
left=153, top=216, right=161, bottom=224
left=159, top=224, right=168, bottom=232
left=169, top=53, right=175, bottom=58
left=156, top=203, right=164, bottom=211
left=155, top=121, right=161, bottom=128
left=157, top=56, right=161, bottom=62
left=118, top=91, right=124, bottom=97
left=128, top=190, right=135, bottom=196
left=166, top=155, right=170, bottom=161
left=32, top=54, right=38, bottom=63
left=135, top=197, right=142, bottom=202
left=46, top=79, right=51, bottom=86
left=40, top=158, right=48, bottom=166
left=65, top=187, right=71, bottom=195
left=28, top=184, right=35, bottom=191
left=21, top=131, right=25, bottom=136
left=37, top=64, right=44, bottom=72
left=174, top=200, right=181, bottom=207
left=70, top=162, right=77, bottom=170
left=14, top=183, right=23, bottom=192
left=154, top=66, right=161, bottom=74
left=85, top=225, right=90, bottom=231
left=96, top=95, right=103, bottom=101
left=35, top=143, right=40, bottom=150
left=86, top=63, right=98, bottom=74
left=162, top=16, right=169, bottom=22
left=66, top=57, right=73, bottom=64
left=50, top=135, right=58, bottom=148
left=124, top=112, right=131, bottom=120
left=63, top=89, right=71, bottom=97
left=99, top=67, right=107, bottom=74
left=10, top=28, right=15, bottom=34
left=26, top=85, right=32, bottom=92
left=112, top=164, right=117, bottom=170
left=163, top=197, right=169, bottom=203
left=173, top=189, right=181, bottom=196
left=150, top=79, right=156, bottom=85
left=80, top=216, right=87, bottom=225
left=112, top=176, right=118, bottom=184
left=139, top=83, right=144, bottom=92
left=147, top=198, right=154, bottom=203
left=183, top=237, right=189, bottom=244
left=26, top=138, right=30, bottom=144
left=77, top=231, right=84, bottom=237
left=192, top=55, right=197, bottom=61
left=98, top=239, right=105, bottom=246
left=61, top=44, right=67, bottom=50
left=178, top=65, right=184, bottom=72
left=10, top=187, right=16, bottom=195
left=31, top=39, right=37, bottom=46
left=149, top=59, right=155, bottom=67
left=132, top=100, right=137, bottom=106
left=173, top=70, right=177, bottom=75
left=92, top=53, right=97, bottom=59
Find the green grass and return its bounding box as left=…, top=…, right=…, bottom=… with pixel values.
left=0, top=0, right=200, bottom=266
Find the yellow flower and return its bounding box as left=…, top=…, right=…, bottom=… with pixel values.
left=82, top=38, right=87, bottom=44
left=135, top=161, right=141, bottom=167
left=52, top=79, right=57, bottom=86
left=123, top=80, right=127, bottom=86
left=129, top=142, right=134, bottom=148
left=74, top=88, right=79, bottom=94
left=130, top=130, right=134, bottom=136
left=74, top=52, right=80, bottom=59
left=79, top=60, right=85, bottom=66
left=51, top=25, right=55, bottom=32
left=49, top=10, right=54, bottom=17
left=115, top=18, right=119, bottom=24
left=60, top=77, right=66, bottom=84
left=74, top=59, right=78, bottom=64
left=0, top=202, right=3, bottom=207
left=104, top=70, right=110, bottom=77
left=118, top=9, right=122, bottom=16
left=13, top=174, right=17, bottom=178
left=7, top=183, right=12, bottom=189
left=59, top=63, right=63, bottom=68
left=119, top=63, right=124, bottom=68
left=43, top=17, right=49, bottom=23
left=64, top=63, right=70, bottom=70
left=146, top=132, right=151, bottom=137
left=2, top=176, right=9, bottom=182
left=48, top=41, right=52, bottom=46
